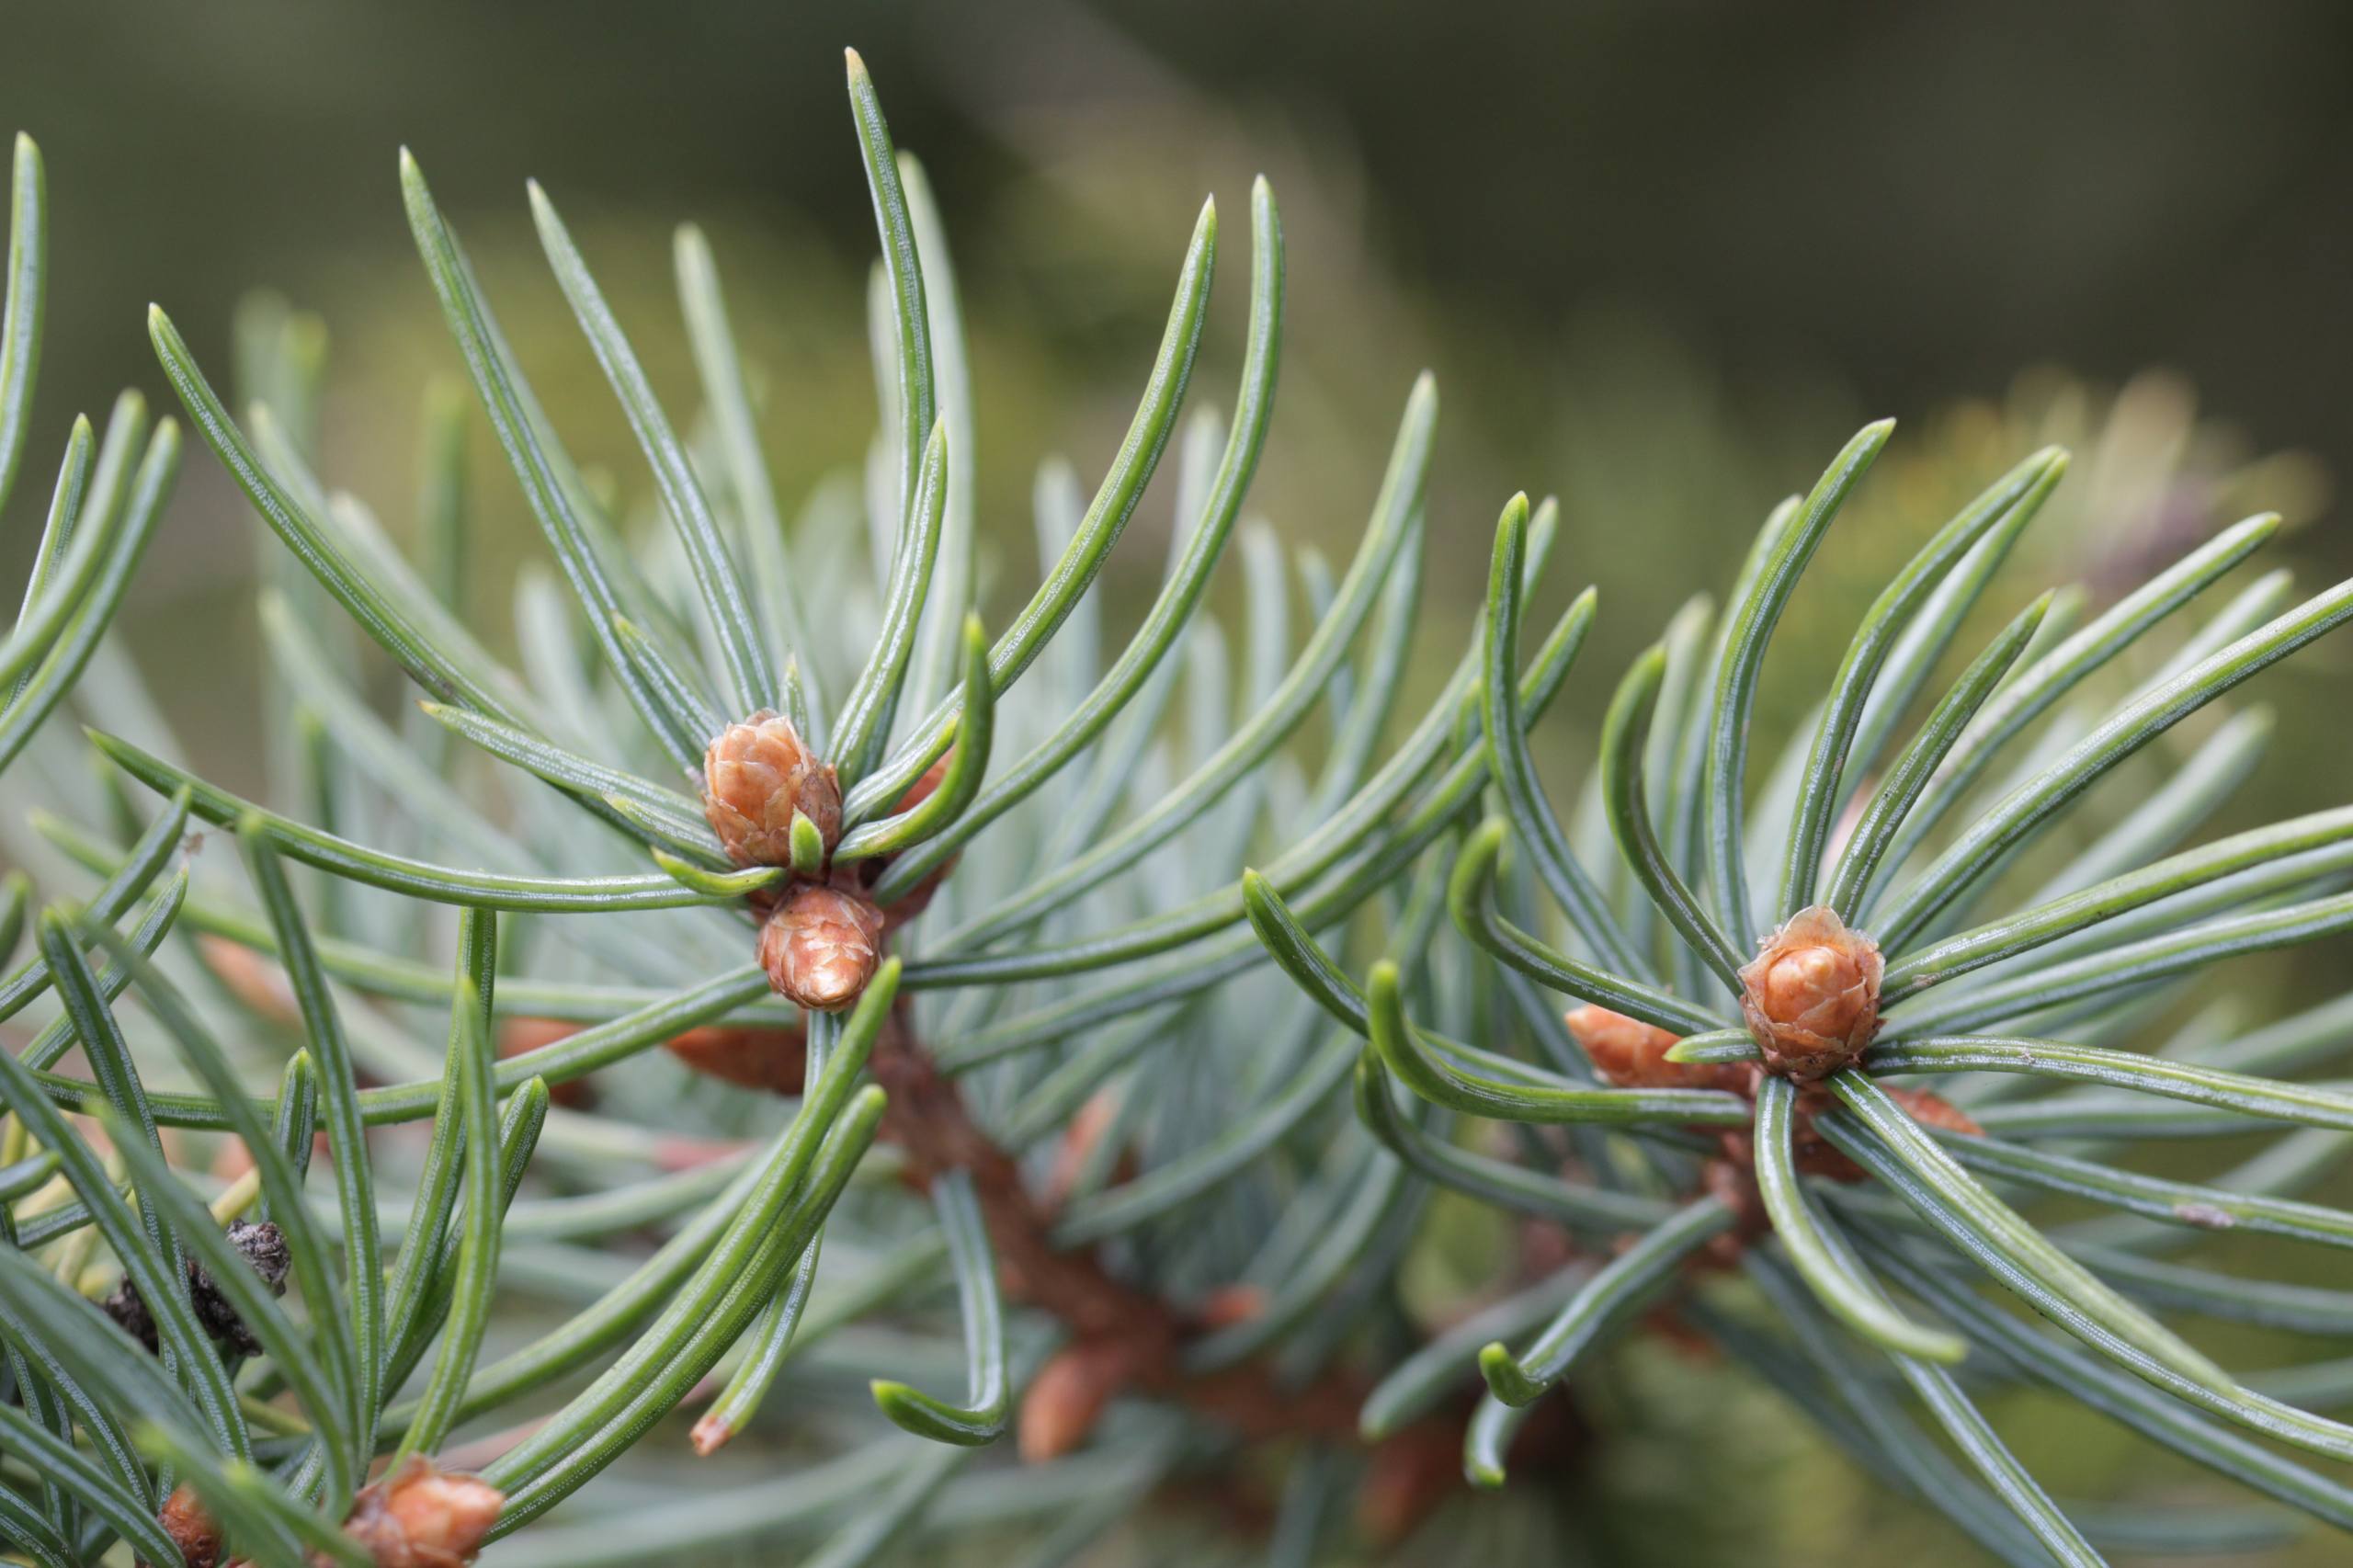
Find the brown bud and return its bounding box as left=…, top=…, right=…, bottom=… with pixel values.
left=1884, top=1085, right=1984, bottom=1140
left=651, top=1133, right=758, bottom=1172
left=338, top=1458, right=502, bottom=1568
left=835, top=750, right=958, bottom=932
left=1789, top=1087, right=1864, bottom=1178
left=1699, top=1152, right=1769, bottom=1267
left=496, top=1017, right=598, bottom=1108
left=197, top=935, right=299, bottom=1025
left=1719, top=1080, right=1980, bottom=1200
left=894, top=751, right=951, bottom=816
left=1355, top=1420, right=1466, bottom=1543
left=1040, top=1090, right=1120, bottom=1213
left=1516, top=1212, right=1580, bottom=1280
left=661, top=1022, right=809, bottom=1095
left=1790, top=1084, right=1984, bottom=1181
left=1564, top=1004, right=1750, bottom=1094
left=701, top=710, right=840, bottom=868
left=758, top=885, right=884, bottom=1011
left=1640, top=1301, right=1722, bottom=1362
left=156, top=1483, right=224, bottom=1568
left=1736, top=904, right=1883, bottom=1080
left=1017, top=1338, right=1134, bottom=1462
left=1193, top=1283, right=1268, bottom=1330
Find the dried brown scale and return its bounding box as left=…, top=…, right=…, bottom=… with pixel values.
left=701, top=710, right=840, bottom=868
left=103, top=1218, right=290, bottom=1358
left=1737, top=904, right=1884, bottom=1080
left=688, top=1408, right=733, bottom=1458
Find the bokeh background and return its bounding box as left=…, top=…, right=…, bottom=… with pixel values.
left=4, top=2, right=2351, bottom=1562
left=9, top=0, right=2353, bottom=761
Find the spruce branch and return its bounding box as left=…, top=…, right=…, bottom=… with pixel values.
left=0, top=40, right=2344, bottom=1568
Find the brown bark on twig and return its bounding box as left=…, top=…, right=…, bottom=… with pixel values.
left=864, top=1005, right=1528, bottom=1534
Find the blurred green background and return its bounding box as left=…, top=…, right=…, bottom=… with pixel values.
left=5, top=2, right=2351, bottom=1562
left=7, top=0, right=2350, bottom=765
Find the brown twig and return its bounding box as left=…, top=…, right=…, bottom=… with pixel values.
left=686, top=741, right=1580, bottom=1529
left=863, top=1001, right=1545, bottom=1536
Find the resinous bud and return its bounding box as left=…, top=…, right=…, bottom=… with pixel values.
left=702, top=710, right=841, bottom=869
left=760, top=884, right=885, bottom=1011
left=1736, top=904, right=1882, bottom=1080
left=341, top=1457, right=504, bottom=1568
left=1563, top=1004, right=1748, bottom=1094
